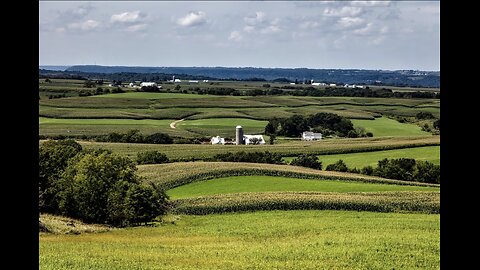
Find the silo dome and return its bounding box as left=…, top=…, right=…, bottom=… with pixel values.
left=236, top=125, right=242, bottom=129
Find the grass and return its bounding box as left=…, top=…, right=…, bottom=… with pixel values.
left=283, top=145, right=440, bottom=167
left=177, top=118, right=268, bottom=137
left=352, top=117, right=430, bottom=137
left=40, top=210, right=440, bottom=270
left=39, top=214, right=113, bottom=235
left=167, top=175, right=439, bottom=199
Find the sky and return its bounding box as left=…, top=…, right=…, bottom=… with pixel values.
left=39, top=1, right=440, bottom=71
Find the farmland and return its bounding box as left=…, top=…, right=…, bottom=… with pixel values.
left=39, top=78, right=440, bottom=269
left=39, top=210, right=440, bottom=270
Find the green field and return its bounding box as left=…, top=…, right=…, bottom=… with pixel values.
left=283, top=145, right=440, bottom=168
left=40, top=210, right=440, bottom=270
left=352, top=117, right=430, bottom=137
left=167, top=175, right=439, bottom=199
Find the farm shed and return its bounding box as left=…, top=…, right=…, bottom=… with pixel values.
left=211, top=136, right=225, bottom=145
left=243, top=135, right=265, bottom=145
left=302, top=131, right=322, bottom=141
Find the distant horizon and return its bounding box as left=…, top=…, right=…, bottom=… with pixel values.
left=39, top=64, right=440, bottom=72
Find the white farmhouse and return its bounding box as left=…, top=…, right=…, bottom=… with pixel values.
left=140, top=82, right=158, bottom=87
left=243, top=135, right=265, bottom=145
left=302, top=131, right=322, bottom=141
left=211, top=136, right=225, bottom=145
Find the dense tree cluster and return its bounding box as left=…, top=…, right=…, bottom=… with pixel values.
left=290, top=154, right=322, bottom=170
left=136, top=151, right=170, bottom=165
left=323, top=157, right=440, bottom=184
left=97, top=130, right=174, bottom=144
left=265, top=113, right=357, bottom=138
left=39, top=140, right=168, bottom=226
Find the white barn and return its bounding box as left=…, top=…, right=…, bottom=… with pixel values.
left=243, top=135, right=265, bottom=145
left=302, top=131, right=322, bottom=141
left=140, top=82, right=158, bottom=87
left=211, top=136, right=225, bottom=145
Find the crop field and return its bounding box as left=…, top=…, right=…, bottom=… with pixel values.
left=75, top=136, right=440, bottom=160
left=39, top=78, right=440, bottom=269
left=167, top=175, right=439, bottom=199
left=39, top=80, right=439, bottom=138
left=352, top=117, right=430, bottom=137
left=283, top=145, right=440, bottom=167
left=40, top=210, right=440, bottom=270
left=137, top=161, right=439, bottom=190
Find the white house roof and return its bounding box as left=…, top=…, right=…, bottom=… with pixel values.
left=236, top=125, right=243, bottom=129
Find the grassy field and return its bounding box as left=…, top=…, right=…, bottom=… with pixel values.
left=40, top=210, right=440, bottom=270
left=283, top=145, right=440, bottom=167
left=167, top=175, right=439, bottom=199
left=352, top=117, right=430, bottom=137
left=177, top=118, right=268, bottom=137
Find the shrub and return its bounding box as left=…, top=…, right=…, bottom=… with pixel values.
left=137, top=151, right=170, bottom=165
left=146, top=133, right=174, bottom=144
left=325, top=160, right=349, bottom=172
left=416, top=112, right=435, bottom=120
left=290, top=154, right=322, bottom=170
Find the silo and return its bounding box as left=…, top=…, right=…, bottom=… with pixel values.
left=236, top=125, right=244, bottom=145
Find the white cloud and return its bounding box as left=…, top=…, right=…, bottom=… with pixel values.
left=229, top=31, right=243, bottom=42
left=350, top=1, right=391, bottom=7
left=337, top=17, right=365, bottom=29
left=324, top=6, right=363, bottom=17
left=260, top=25, right=281, bottom=34
left=111, top=11, right=145, bottom=24
left=243, top=25, right=255, bottom=33
left=67, top=20, right=100, bottom=31
left=125, top=24, right=147, bottom=32
left=177, top=11, right=207, bottom=27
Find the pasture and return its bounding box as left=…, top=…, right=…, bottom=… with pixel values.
left=40, top=210, right=440, bottom=270
left=167, top=175, right=439, bottom=199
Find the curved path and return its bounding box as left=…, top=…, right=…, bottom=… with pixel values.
left=170, top=119, right=185, bottom=129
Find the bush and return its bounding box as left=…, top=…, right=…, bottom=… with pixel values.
left=146, top=133, right=173, bottom=144
left=325, top=160, right=349, bottom=172
left=137, top=151, right=170, bottom=165
left=361, top=166, right=374, bottom=175
left=416, top=112, right=435, bottom=120
left=290, top=154, right=322, bottom=170
left=213, top=151, right=284, bottom=164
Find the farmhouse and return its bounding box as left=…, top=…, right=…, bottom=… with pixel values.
left=243, top=135, right=265, bottom=145
left=211, top=136, right=225, bottom=145
left=140, top=82, right=158, bottom=87
left=302, top=131, right=322, bottom=141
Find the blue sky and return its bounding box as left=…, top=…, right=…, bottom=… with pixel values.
left=39, top=1, right=440, bottom=71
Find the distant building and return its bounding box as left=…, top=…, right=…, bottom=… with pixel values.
left=188, top=80, right=199, bottom=83
left=302, top=131, right=322, bottom=141
left=243, top=135, right=265, bottom=145
left=211, top=136, right=225, bottom=145
left=329, top=83, right=337, bottom=87
left=140, top=82, right=158, bottom=87
left=174, top=79, right=182, bottom=83
left=203, top=80, right=209, bottom=83
left=290, top=82, right=296, bottom=85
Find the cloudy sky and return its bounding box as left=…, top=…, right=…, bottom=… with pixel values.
left=39, top=1, right=440, bottom=71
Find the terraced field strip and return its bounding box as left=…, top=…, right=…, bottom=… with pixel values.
left=77, top=135, right=439, bottom=160
left=172, top=191, right=440, bottom=215
left=283, top=145, right=440, bottom=167
left=138, top=162, right=440, bottom=190
left=167, top=175, right=440, bottom=199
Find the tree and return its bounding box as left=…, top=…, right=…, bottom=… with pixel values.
left=413, top=161, right=440, bottom=184
left=290, top=154, right=322, bottom=170
left=325, top=160, right=349, bottom=172
left=374, top=158, right=416, bottom=181
left=83, top=80, right=96, bottom=88
left=136, top=151, right=170, bottom=164
left=433, top=119, right=440, bottom=130
left=174, top=85, right=181, bottom=91
left=416, top=112, right=435, bottom=120
left=269, top=134, right=276, bottom=145
left=146, top=133, right=173, bottom=144
left=58, top=150, right=168, bottom=226
left=249, top=137, right=261, bottom=145
left=39, top=140, right=83, bottom=213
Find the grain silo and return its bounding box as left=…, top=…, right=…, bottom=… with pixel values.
left=235, top=125, right=244, bottom=145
